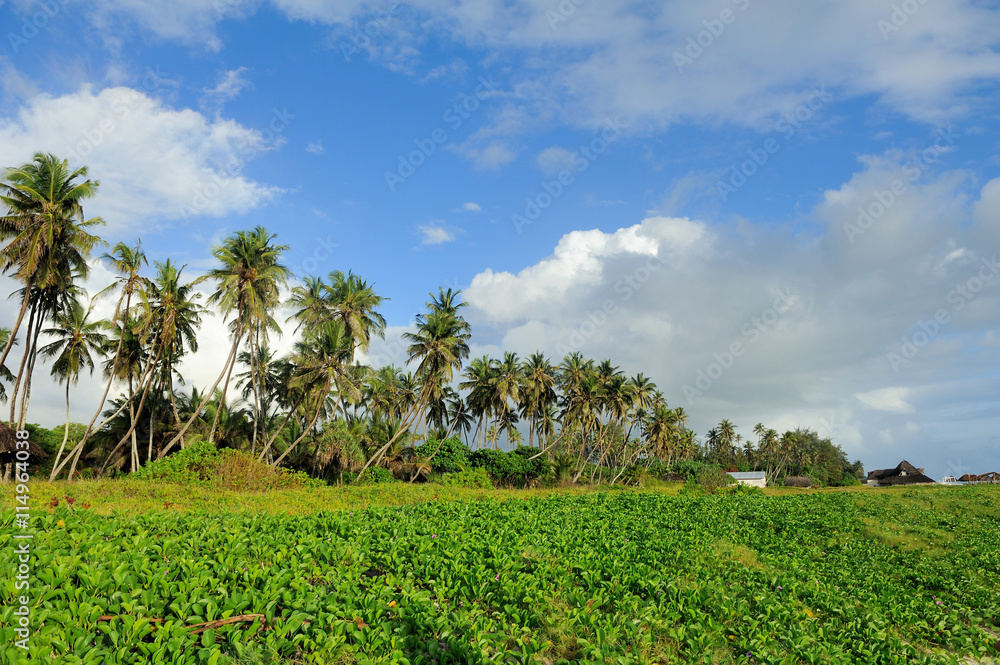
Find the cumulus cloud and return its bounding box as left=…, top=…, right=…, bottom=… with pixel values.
left=418, top=223, right=456, bottom=245
left=462, top=155, right=1000, bottom=476
left=856, top=387, right=916, bottom=413
left=536, top=146, right=576, bottom=175
left=305, top=141, right=325, bottom=155
left=62, top=0, right=1000, bottom=129
left=0, top=85, right=282, bottom=231
left=461, top=202, right=481, bottom=212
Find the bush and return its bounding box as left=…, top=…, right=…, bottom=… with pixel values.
left=358, top=466, right=394, bottom=484
left=411, top=437, right=469, bottom=474
left=672, top=459, right=712, bottom=481
left=133, top=440, right=322, bottom=490
left=467, top=447, right=549, bottom=487
left=133, top=439, right=219, bottom=483
left=438, top=467, right=493, bottom=488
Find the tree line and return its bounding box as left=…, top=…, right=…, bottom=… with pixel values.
left=0, top=153, right=863, bottom=485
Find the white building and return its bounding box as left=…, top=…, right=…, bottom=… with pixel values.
left=727, top=471, right=767, bottom=488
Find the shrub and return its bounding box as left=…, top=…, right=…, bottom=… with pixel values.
left=438, top=467, right=493, bottom=488
left=468, top=447, right=548, bottom=487
left=696, top=466, right=734, bottom=494
left=358, top=466, right=394, bottom=484
left=411, top=437, right=469, bottom=474
left=672, top=459, right=712, bottom=481
left=133, top=439, right=219, bottom=483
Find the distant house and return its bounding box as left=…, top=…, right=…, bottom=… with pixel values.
left=866, top=460, right=935, bottom=487
left=727, top=471, right=766, bottom=488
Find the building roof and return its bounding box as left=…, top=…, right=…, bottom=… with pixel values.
left=0, top=422, right=48, bottom=458
left=867, top=460, right=934, bottom=485
left=727, top=471, right=766, bottom=480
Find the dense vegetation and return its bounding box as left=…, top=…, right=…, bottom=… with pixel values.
left=1, top=485, right=998, bottom=664
left=0, top=153, right=862, bottom=488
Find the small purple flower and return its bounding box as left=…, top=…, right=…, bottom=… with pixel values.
left=495, top=574, right=499, bottom=581
left=746, top=651, right=753, bottom=657
left=936, top=601, right=942, bottom=605
left=431, top=534, right=437, bottom=539
left=777, top=586, right=782, bottom=590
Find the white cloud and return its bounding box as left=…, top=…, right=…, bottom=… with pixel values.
left=0, top=85, right=282, bottom=231
left=536, top=146, right=576, bottom=175
left=856, top=387, right=916, bottom=413
left=451, top=139, right=516, bottom=171
left=462, top=156, right=1000, bottom=473
left=306, top=141, right=325, bottom=155
left=64, top=1, right=1000, bottom=128
left=201, top=67, right=251, bottom=111
left=461, top=202, right=481, bottom=212
left=418, top=223, right=456, bottom=245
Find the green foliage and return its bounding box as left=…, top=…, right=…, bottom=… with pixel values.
left=2, top=487, right=999, bottom=663
left=132, top=439, right=219, bottom=483
left=132, top=440, right=321, bottom=489
left=672, top=458, right=713, bottom=481
left=358, top=466, right=393, bottom=484
left=411, top=436, right=468, bottom=474
left=468, top=446, right=548, bottom=487
left=437, top=466, right=493, bottom=488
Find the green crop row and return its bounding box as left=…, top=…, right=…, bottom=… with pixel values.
left=1, top=487, right=998, bottom=664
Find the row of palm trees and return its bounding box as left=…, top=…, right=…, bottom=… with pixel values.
left=3, top=152, right=848, bottom=485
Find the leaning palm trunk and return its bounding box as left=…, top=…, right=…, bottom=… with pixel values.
left=270, top=383, right=330, bottom=467
left=158, top=322, right=243, bottom=459
left=54, top=291, right=134, bottom=480
left=409, top=403, right=464, bottom=483
left=97, top=339, right=164, bottom=477
left=208, top=323, right=244, bottom=443
left=355, top=385, right=430, bottom=480
left=256, top=392, right=306, bottom=463
left=0, top=275, right=34, bottom=375
left=50, top=383, right=72, bottom=477
left=8, top=302, right=37, bottom=426
left=15, top=314, right=44, bottom=430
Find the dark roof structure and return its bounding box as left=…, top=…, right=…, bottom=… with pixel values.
left=0, top=422, right=49, bottom=459
left=866, top=460, right=934, bottom=485
left=784, top=476, right=813, bottom=488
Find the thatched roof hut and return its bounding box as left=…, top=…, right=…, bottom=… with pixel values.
left=0, top=422, right=49, bottom=460
left=866, top=460, right=934, bottom=486
left=784, top=476, right=812, bottom=488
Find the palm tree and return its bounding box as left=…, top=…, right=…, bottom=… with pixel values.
left=160, top=227, right=290, bottom=458
left=271, top=320, right=358, bottom=466
left=519, top=352, right=557, bottom=448
left=359, top=293, right=470, bottom=475
left=491, top=351, right=522, bottom=448
left=0, top=153, right=104, bottom=376
left=39, top=299, right=110, bottom=479
left=324, top=270, right=387, bottom=359
left=51, top=241, right=147, bottom=480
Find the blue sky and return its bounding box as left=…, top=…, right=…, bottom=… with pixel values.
left=2, top=0, right=1000, bottom=478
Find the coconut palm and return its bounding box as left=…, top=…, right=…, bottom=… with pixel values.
left=39, top=299, right=111, bottom=479
left=520, top=352, right=557, bottom=448
left=160, top=227, right=290, bottom=458
left=0, top=153, right=104, bottom=376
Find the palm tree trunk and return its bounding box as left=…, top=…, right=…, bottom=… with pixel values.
left=208, top=323, right=244, bottom=443
left=270, top=383, right=329, bottom=467
left=55, top=291, right=132, bottom=478
left=52, top=395, right=131, bottom=480
left=0, top=276, right=34, bottom=374
left=127, top=375, right=136, bottom=472
left=356, top=384, right=430, bottom=479
left=49, top=382, right=72, bottom=479
left=8, top=301, right=36, bottom=425
left=159, top=322, right=242, bottom=459
left=15, top=310, right=44, bottom=430
left=98, top=339, right=164, bottom=477
left=256, top=392, right=305, bottom=462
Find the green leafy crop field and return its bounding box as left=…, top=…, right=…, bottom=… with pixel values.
left=2, top=486, right=999, bottom=664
